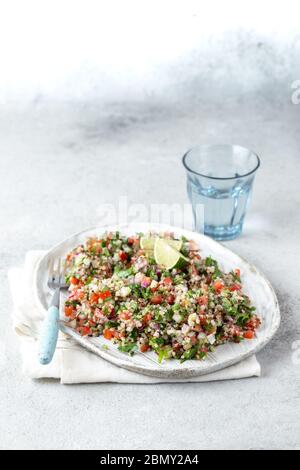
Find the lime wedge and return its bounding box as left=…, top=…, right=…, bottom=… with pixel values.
left=154, top=238, right=188, bottom=269
left=140, top=237, right=156, bottom=251
left=141, top=236, right=183, bottom=252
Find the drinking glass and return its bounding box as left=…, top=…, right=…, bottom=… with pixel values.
left=182, top=144, right=260, bottom=240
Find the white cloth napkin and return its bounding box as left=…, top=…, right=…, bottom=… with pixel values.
left=8, top=251, right=261, bottom=384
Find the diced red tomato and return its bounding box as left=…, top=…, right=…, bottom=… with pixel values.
left=77, top=326, right=91, bottom=336
left=127, top=237, right=135, bottom=245
left=90, top=293, right=100, bottom=304
left=103, top=328, right=115, bottom=340
left=235, top=268, right=241, bottom=277
left=119, top=251, right=127, bottom=262
left=143, top=313, right=152, bottom=324
left=163, top=277, right=173, bottom=285
left=66, top=253, right=74, bottom=262
left=229, top=284, right=241, bottom=291
left=245, top=317, right=261, bottom=330
left=140, top=344, right=150, bottom=353
left=199, top=315, right=207, bottom=326
left=150, top=294, right=163, bottom=305
left=64, top=305, right=74, bottom=317
left=197, top=295, right=208, bottom=305
left=99, top=290, right=111, bottom=300
left=213, top=281, right=224, bottom=293
left=244, top=330, right=255, bottom=339
left=70, top=277, right=79, bottom=285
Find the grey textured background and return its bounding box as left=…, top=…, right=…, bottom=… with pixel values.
left=1, top=1, right=300, bottom=450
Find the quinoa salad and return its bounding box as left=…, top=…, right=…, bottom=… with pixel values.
left=63, top=232, right=261, bottom=362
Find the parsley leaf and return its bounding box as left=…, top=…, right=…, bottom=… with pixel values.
left=118, top=343, right=137, bottom=355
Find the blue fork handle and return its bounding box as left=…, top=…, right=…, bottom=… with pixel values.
left=38, top=306, right=59, bottom=365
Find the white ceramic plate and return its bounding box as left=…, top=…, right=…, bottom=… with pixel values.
left=34, top=223, right=280, bottom=379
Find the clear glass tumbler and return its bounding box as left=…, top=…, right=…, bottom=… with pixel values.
left=182, top=144, right=260, bottom=240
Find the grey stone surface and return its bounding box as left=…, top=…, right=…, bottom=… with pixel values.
left=1, top=95, right=300, bottom=449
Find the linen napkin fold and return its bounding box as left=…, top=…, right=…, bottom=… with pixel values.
left=8, top=251, right=261, bottom=384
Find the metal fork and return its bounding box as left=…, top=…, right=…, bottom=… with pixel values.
left=38, top=257, right=68, bottom=365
